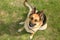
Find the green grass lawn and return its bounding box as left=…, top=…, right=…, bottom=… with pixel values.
left=0, top=0, right=60, bottom=40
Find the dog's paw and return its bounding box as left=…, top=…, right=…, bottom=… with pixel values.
left=18, top=29, right=22, bottom=32
left=30, top=36, right=33, bottom=40
left=19, top=22, right=24, bottom=25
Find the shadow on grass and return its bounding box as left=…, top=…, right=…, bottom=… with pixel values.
left=0, top=13, right=28, bottom=36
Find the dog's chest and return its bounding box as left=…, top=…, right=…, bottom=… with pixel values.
left=24, top=18, right=40, bottom=33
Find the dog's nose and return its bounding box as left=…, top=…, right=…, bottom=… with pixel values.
left=29, top=22, right=36, bottom=27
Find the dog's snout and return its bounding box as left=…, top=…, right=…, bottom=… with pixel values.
left=29, top=22, right=36, bottom=27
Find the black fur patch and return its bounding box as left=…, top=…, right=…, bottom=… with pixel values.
left=41, top=14, right=46, bottom=26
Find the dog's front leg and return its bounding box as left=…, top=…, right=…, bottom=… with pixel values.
left=30, top=33, right=35, bottom=40
left=18, top=27, right=25, bottom=32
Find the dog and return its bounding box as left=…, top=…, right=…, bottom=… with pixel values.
left=18, top=0, right=47, bottom=40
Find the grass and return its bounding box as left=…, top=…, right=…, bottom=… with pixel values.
left=0, top=0, right=60, bottom=40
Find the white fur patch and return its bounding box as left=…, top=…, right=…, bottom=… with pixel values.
left=30, top=36, right=33, bottom=40
left=19, top=22, right=24, bottom=25
left=39, top=23, right=47, bottom=30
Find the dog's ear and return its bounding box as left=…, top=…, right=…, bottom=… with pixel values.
left=31, top=7, right=36, bottom=14
left=37, top=10, right=44, bottom=16
left=37, top=10, right=44, bottom=20
left=40, top=10, right=44, bottom=17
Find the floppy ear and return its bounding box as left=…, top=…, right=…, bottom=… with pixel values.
left=31, top=7, right=36, bottom=14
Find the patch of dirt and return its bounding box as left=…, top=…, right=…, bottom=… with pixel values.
left=0, top=10, right=9, bottom=24
left=11, top=11, right=22, bottom=23
left=0, top=10, right=9, bottom=18
left=35, top=35, right=46, bottom=40
left=9, top=0, right=25, bottom=7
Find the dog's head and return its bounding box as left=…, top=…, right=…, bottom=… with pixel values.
left=29, top=8, right=44, bottom=27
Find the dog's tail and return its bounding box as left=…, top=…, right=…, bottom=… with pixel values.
left=24, top=0, right=33, bottom=11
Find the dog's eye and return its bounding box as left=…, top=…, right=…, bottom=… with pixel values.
left=31, top=17, right=33, bottom=20
left=35, top=19, right=38, bottom=22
